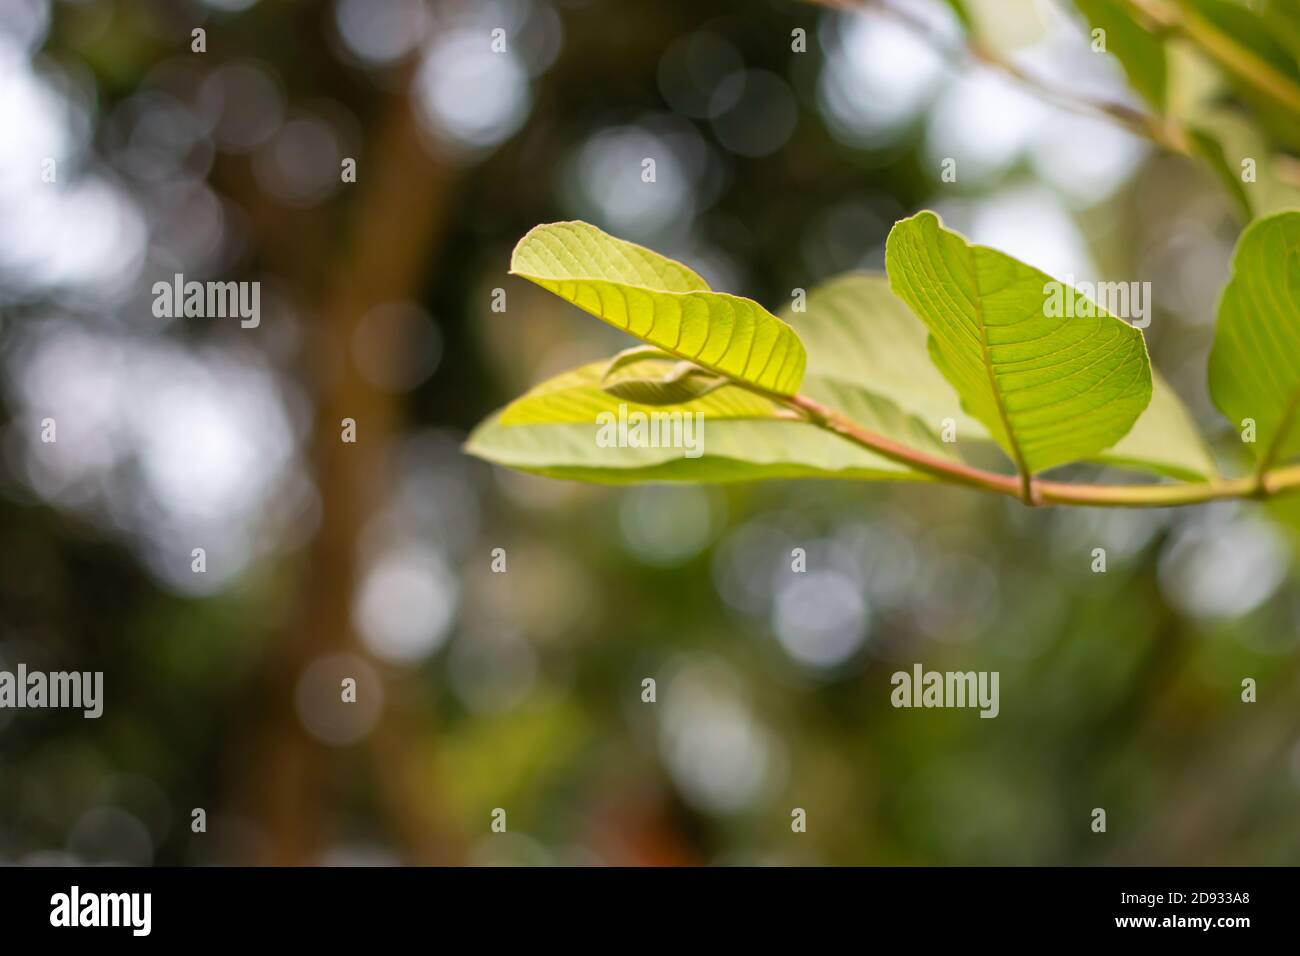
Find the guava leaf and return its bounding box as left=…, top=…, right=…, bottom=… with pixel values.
left=1097, top=370, right=1218, bottom=481
left=885, top=211, right=1153, bottom=476
left=510, top=221, right=806, bottom=395
left=787, top=272, right=1214, bottom=481
left=1208, top=210, right=1300, bottom=469
left=464, top=363, right=938, bottom=484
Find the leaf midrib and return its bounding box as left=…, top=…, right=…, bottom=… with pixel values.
left=960, top=242, right=1031, bottom=483
left=512, top=266, right=758, bottom=302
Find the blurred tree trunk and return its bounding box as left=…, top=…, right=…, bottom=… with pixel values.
left=231, top=84, right=461, bottom=864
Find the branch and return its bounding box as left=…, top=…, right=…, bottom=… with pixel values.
left=1125, top=0, right=1300, bottom=118
left=778, top=391, right=1300, bottom=509
left=235, top=77, right=463, bottom=864
left=787, top=392, right=1026, bottom=496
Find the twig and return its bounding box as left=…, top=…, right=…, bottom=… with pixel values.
left=774, top=390, right=1300, bottom=508
left=805, top=0, right=1194, bottom=155
left=1125, top=0, right=1300, bottom=118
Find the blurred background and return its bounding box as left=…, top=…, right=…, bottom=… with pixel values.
left=2, top=0, right=1299, bottom=866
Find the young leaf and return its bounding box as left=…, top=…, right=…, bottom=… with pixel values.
left=1208, top=210, right=1300, bottom=471
left=602, top=360, right=728, bottom=406
left=601, top=344, right=678, bottom=379
left=510, top=221, right=807, bottom=395
left=885, top=211, right=1153, bottom=476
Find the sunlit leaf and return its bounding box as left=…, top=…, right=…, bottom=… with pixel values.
left=1097, top=370, right=1218, bottom=481
left=789, top=272, right=1214, bottom=481
left=510, top=221, right=807, bottom=395
left=885, top=211, right=1153, bottom=475
left=464, top=363, right=937, bottom=484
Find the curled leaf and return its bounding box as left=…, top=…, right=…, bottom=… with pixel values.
left=602, top=360, right=729, bottom=406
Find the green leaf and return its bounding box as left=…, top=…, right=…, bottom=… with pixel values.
left=464, top=363, right=936, bottom=484
left=468, top=266, right=1211, bottom=486
left=1208, top=210, right=1300, bottom=469
left=885, top=210, right=1153, bottom=476
left=1096, top=370, right=1218, bottom=481
left=789, top=272, right=1214, bottom=481
left=1074, top=0, right=1168, bottom=108
left=510, top=221, right=807, bottom=395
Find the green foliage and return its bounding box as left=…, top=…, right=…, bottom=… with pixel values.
left=1208, top=210, right=1300, bottom=469
left=1184, top=0, right=1300, bottom=83
left=1098, top=371, right=1218, bottom=481
left=470, top=209, right=1300, bottom=507
left=783, top=273, right=986, bottom=445
left=1180, top=0, right=1300, bottom=152
left=1185, top=125, right=1254, bottom=221
left=885, top=211, right=1152, bottom=476
left=1075, top=0, right=1168, bottom=108
left=787, top=273, right=1213, bottom=482
left=1070, top=0, right=1300, bottom=216
left=464, top=363, right=928, bottom=483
